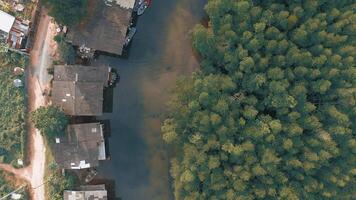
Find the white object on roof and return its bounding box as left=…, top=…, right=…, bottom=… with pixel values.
left=0, top=10, right=15, bottom=33
left=114, top=0, right=135, bottom=9
left=71, top=160, right=91, bottom=169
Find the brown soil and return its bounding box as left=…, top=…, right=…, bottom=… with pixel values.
left=0, top=7, right=55, bottom=200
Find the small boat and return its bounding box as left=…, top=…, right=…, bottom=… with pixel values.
left=137, top=1, right=148, bottom=16
left=124, top=27, right=137, bottom=46
left=85, top=168, right=98, bottom=183
left=133, top=0, right=144, bottom=12
left=103, top=0, right=113, bottom=6
left=108, top=68, right=119, bottom=86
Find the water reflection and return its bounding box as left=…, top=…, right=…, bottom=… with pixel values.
left=93, top=0, right=207, bottom=199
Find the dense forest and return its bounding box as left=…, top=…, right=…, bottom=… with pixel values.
left=162, top=0, right=355, bottom=199
left=0, top=51, right=27, bottom=164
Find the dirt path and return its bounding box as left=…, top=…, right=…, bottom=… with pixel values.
left=0, top=8, right=56, bottom=200
left=0, top=164, right=31, bottom=182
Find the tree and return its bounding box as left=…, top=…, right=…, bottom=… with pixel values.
left=54, top=35, right=76, bottom=64
left=58, top=41, right=76, bottom=64
left=43, top=0, right=88, bottom=26
left=31, top=106, right=68, bottom=140
left=163, top=0, right=356, bottom=199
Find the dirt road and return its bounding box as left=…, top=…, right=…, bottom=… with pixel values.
left=26, top=7, right=57, bottom=200
left=0, top=8, right=56, bottom=200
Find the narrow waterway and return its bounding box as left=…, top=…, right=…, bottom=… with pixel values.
left=93, top=0, right=207, bottom=199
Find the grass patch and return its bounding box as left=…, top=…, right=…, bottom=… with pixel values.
left=0, top=51, right=28, bottom=165
left=0, top=170, right=15, bottom=197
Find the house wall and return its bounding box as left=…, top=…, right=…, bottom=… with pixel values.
left=0, top=30, right=8, bottom=42
left=6, top=19, right=30, bottom=49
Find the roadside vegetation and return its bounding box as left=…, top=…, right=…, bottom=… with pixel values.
left=162, top=0, right=356, bottom=199
left=0, top=51, right=27, bottom=164
left=31, top=105, right=75, bottom=199
left=44, top=147, right=77, bottom=200
left=42, top=0, right=88, bottom=26
left=31, top=105, right=68, bottom=142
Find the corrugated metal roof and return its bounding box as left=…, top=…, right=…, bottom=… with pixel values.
left=0, top=10, right=15, bottom=33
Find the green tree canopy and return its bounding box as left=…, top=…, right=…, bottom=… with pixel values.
left=43, top=0, right=88, bottom=26
left=163, top=0, right=356, bottom=199
left=58, top=41, right=76, bottom=64
left=53, top=35, right=76, bottom=64
left=31, top=105, right=68, bottom=140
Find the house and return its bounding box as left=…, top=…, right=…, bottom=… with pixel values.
left=64, top=185, right=108, bottom=200
left=52, top=65, right=110, bottom=116
left=66, top=0, right=133, bottom=55
left=0, top=10, right=30, bottom=50
left=54, top=123, right=107, bottom=170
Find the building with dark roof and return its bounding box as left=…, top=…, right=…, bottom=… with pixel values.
left=67, top=0, right=133, bottom=55
left=52, top=65, right=110, bottom=116
left=64, top=185, right=108, bottom=200
left=54, top=123, right=106, bottom=170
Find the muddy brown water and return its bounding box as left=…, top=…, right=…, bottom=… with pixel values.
left=93, top=0, right=207, bottom=199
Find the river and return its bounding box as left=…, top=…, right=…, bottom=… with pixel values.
left=93, top=0, right=207, bottom=199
